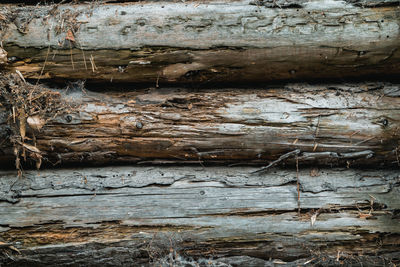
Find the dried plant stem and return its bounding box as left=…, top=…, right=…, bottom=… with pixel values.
left=296, top=155, right=301, bottom=216
left=251, top=149, right=300, bottom=174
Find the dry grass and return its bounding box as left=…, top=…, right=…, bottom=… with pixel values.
left=0, top=72, right=63, bottom=175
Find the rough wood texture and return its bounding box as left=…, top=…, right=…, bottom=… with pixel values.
left=1, top=0, right=399, bottom=84
left=2, top=0, right=400, bottom=7
left=1, top=83, right=399, bottom=167
left=0, top=167, right=399, bottom=266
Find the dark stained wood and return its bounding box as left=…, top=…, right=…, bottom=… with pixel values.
left=1, top=83, right=399, bottom=167
left=0, top=0, right=399, bottom=84
left=0, top=167, right=399, bottom=266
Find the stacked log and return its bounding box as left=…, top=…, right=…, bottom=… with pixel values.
left=0, top=0, right=399, bottom=84
left=0, top=0, right=399, bottom=266
left=0, top=167, right=399, bottom=266
left=0, top=82, right=399, bottom=167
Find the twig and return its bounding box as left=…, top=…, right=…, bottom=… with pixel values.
left=313, top=143, right=318, bottom=152
left=90, top=54, right=97, bottom=72
left=69, top=42, right=75, bottom=70
left=354, top=136, right=376, bottom=146
left=81, top=48, right=88, bottom=70
left=12, top=106, right=16, bottom=123
left=349, top=130, right=360, bottom=144
left=156, top=72, right=160, bottom=88
left=75, top=33, right=88, bottom=71
left=251, top=149, right=301, bottom=174
left=314, top=115, right=321, bottom=138
left=189, top=147, right=205, bottom=169
left=15, top=70, right=26, bottom=84
left=0, top=242, right=20, bottom=254
left=273, top=0, right=282, bottom=8
left=303, top=258, right=316, bottom=265
left=296, top=155, right=300, bottom=215
left=35, top=45, right=51, bottom=87
left=313, top=115, right=320, bottom=151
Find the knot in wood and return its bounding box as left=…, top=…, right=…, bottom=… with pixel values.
left=136, top=121, right=143, bottom=129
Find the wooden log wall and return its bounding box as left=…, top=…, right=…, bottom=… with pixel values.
left=1, top=0, right=400, bottom=266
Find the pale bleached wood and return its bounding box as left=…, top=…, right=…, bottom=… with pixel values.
left=0, top=167, right=399, bottom=266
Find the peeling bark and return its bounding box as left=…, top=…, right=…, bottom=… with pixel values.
left=0, top=0, right=399, bottom=83
left=0, top=167, right=399, bottom=266
left=1, top=83, right=399, bottom=167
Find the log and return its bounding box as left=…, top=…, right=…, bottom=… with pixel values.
left=0, top=167, right=399, bottom=266
left=1, top=81, right=399, bottom=167
left=2, top=0, right=400, bottom=7
left=1, top=0, right=400, bottom=84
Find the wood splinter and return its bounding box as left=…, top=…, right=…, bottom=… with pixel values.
left=251, top=149, right=301, bottom=174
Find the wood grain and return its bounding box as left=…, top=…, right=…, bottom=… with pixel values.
left=0, top=167, right=399, bottom=266
left=1, top=83, right=399, bottom=167
left=1, top=0, right=399, bottom=83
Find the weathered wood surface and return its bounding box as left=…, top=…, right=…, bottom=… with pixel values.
left=1, top=0, right=399, bottom=84
left=0, top=167, right=399, bottom=266
left=1, top=83, right=399, bottom=167
left=2, top=0, right=400, bottom=7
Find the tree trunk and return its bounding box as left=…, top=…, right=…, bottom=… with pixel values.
left=1, top=0, right=399, bottom=84
left=0, top=167, right=399, bottom=266
left=1, top=82, right=399, bottom=167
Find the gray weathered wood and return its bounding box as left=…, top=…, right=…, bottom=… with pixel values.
left=0, top=167, right=399, bottom=266
left=2, top=0, right=400, bottom=7
left=1, top=82, right=399, bottom=167
left=1, top=0, right=399, bottom=83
